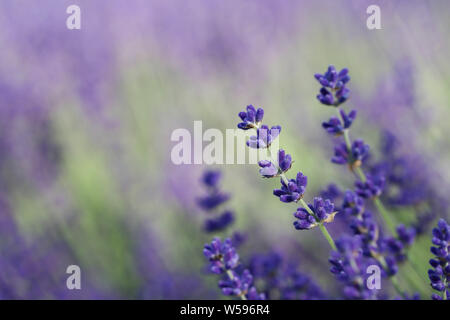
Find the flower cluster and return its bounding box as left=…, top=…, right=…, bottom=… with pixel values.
left=315, top=65, right=350, bottom=106
left=322, top=109, right=357, bottom=136
left=273, top=172, right=308, bottom=203
left=237, top=105, right=264, bottom=130
left=428, top=219, right=450, bottom=300
left=355, top=175, right=385, bottom=199
left=385, top=225, right=416, bottom=263
left=203, top=238, right=265, bottom=300
left=197, top=170, right=234, bottom=233
left=332, top=139, right=370, bottom=168
left=329, top=235, right=379, bottom=299
left=258, top=149, right=292, bottom=178
left=293, top=197, right=337, bottom=230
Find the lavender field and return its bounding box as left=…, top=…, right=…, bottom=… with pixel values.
left=1, top=0, right=450, bottom=300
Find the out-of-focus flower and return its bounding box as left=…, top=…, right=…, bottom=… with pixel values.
left=342, top=190, right=365, bottom=217
left=293, top=197, right=337, bottom=230
left=197, top=170, right=236, bottom=234
left=204, top=211, right=235, bottom=233
left=202, top=170, right=222, bottom=189
left=197, top=193, right=230, bottom=211
left=331, top=139, right=370, bottom=166
left=319, top=183, right=342, bottom=202
left=273, top=172, right=307, bottom=203
left=329, top=235, right=379, bottom=300
left=248, top=251, right=325, bottom=300
left=355, top=176, right=385, bottom=199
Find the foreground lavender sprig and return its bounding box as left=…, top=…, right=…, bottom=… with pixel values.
left=428, top=219, right=450, bottom=300
left=203, top=238, right=265, bottom=300
left=236, top=105, right=337, bottom=250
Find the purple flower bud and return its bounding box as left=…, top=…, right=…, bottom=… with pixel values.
left=273, top=172, right=307, bottom=203
left=237, top=105, right=264, bottom=130
left=314, top=66, right=351, bottom=106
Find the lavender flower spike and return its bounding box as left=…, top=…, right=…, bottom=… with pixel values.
left=273, top=172, right=307, bottom=203
left=258, top=149, right=292, bottom=178
left=428, top=219, right=450, bottom=300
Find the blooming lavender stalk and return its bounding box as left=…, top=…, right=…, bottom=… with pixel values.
left=203, top=237, right=265, bottom=300
left=236, top=105, right=337, bottom=250
left=428, top=219, right=450, bottom=300
left=314, top=65, right=396, bottom=235
left=315, top=66, right=430, bottom=296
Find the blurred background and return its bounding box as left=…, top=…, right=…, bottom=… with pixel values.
left=1, top=0, right=449, bottom=299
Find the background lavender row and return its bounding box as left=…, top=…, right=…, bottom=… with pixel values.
left=0, top=0, right=449, bottom=298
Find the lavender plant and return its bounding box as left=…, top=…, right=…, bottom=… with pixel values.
left=211, top=64, right=450, bottom=300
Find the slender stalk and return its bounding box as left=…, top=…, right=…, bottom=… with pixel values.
left=299, top=198, right=337, bottom=251
left=267, top=145, right=338, bottom=251
left=373, top=198, right=396, bottom=235
left=226, top=270, right=247, bottom=300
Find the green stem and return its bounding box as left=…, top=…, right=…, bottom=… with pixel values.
left=373, top=197, right=396, bottom=235
left=299, top=199, right=337, bottom=251
left=354, top=166, right=367, bottom=183
left=226, top=270, right=247, bottom=300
